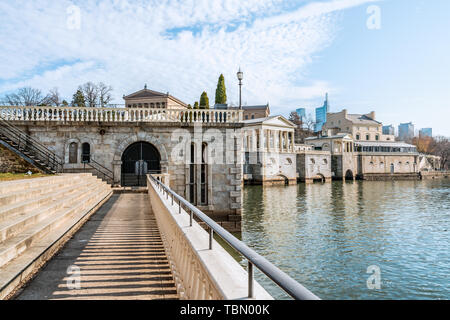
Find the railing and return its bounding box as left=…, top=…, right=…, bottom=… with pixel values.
left=82, top=157, right=114, bottom=183
left=149, top=174, right=319, bottom=300
left=0, top=106, right=243, bottom=124
left=0, top=114, right=63, bottom=173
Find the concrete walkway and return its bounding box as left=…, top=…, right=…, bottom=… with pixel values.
left=14, top=193, right=178, bottom=300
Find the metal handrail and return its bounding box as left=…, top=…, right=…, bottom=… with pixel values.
left=0, top=114, right=63, bottom=163
left=149, top=174, right=320, bottom=300
left=0, top=116, right=63, bottom=173
left=83, top=157, right=114, bottom=182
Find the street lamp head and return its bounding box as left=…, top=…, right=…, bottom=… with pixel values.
left=237, top=68, right=243, bottom=81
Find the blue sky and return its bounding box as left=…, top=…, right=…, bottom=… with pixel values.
left=0, top=0, right=449, bottom=136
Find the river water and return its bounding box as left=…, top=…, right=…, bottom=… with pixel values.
left=237, top=179, right=450, bottom=300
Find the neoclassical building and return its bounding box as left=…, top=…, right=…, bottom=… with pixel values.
left=242, top=115, right=297, bottom=185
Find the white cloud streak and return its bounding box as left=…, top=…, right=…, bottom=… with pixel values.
left=0, top=0, right=377, bottom=113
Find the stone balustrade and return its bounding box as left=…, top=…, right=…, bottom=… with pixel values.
left=147, top=175, right=273, bottom=300
left=0, top=106, right=243, bottom=124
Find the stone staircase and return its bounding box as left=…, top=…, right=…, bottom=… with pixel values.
left=0, top=173, right=112, bottom=299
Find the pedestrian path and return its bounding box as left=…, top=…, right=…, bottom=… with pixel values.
left=14, top=193, right=178, bottom=300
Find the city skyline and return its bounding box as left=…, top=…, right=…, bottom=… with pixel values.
left=0, top=0, right=448, bottom=136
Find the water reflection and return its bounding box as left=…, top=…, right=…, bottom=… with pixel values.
left=241, top=179, right=450, bottom=300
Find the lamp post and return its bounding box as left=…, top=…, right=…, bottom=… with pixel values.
left=237, top=68, right=243, bottom=110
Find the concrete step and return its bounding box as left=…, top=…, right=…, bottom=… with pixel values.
left=0, top=174, right=93, bottom=196
left=0, top=187, right=112, bottom=299
left=0, top=175, right=87, bottom=207
left=0, top=183, right=111, bottom=269
left=0, top=180, right=107, bottom=243
left=0, top=179, right=99, bottom=224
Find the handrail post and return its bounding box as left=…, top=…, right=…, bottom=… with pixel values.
left=248, top=261, right=254, bottom=298
left=190, top=209, right=193, bottom=227
left=209, top=227, right=213, bottom=250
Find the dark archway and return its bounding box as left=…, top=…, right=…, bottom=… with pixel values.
left=345, top=170, right=354, bottom=181
left=121, top=142, right=161, bottom=187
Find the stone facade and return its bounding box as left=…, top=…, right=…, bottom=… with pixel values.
left=0, top=144, right=39, bottom=173
left=242, top=115, right=297, bottom=185
left=296, top=150, right=332, bottom=183
left=12, top=121, right=243, bottom=224
left=323, top=109, right=395, bottom=142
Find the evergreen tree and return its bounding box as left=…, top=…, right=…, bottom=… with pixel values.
left=215, top=74, right=227, bottom=104
left=193, top=101, right=199, bottom=109
left=71, top=89, right=86, bottom=107
left=61, top=100, right=69, bottom=107
left=199, top=92, right=209, bottom=109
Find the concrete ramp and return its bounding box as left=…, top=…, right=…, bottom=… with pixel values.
left=11, top=193, right=178, bottom=300
left=0, top=174, right=112, bottom=299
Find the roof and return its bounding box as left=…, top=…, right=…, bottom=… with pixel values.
left=354, top=141, right=416, bottom=148
left=123, top=88, right=188, bottom=107
left=124, top=89, right=166, bottom=99
left=305, top=133, right=352, bottom=140
left=227, top=104, right=270, bottom=110
left=347, top=114, right=381, bottom=125
left=243, top=115, right=295, bottom=128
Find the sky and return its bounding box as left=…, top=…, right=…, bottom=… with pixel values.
left=0, top=0, right=449, bottom=136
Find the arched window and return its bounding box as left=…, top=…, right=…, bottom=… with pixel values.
left=69, top=142, right=78, bottom=164
left=356, top=134, right=361, bottom=140
left=82, top=143, right=91, bottom=163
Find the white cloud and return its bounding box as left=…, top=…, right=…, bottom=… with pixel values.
left=0, top=0, right=377, bottom=111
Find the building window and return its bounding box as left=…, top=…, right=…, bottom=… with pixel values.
left=251, top=114, right=255, bottom=119
left=375, top=135, right=379, bottom=141
left=366, top=134, right=370, bottom=141
left=245, top=115, right=249, bottom=120
left=81, top=143, right=90, bottom=163
left=69, top=142, right=78, bottom=164
left=356, top=134, right=360, bottom=140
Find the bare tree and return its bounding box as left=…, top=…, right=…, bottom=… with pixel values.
left=2, top=87, right=47, bottom=106
left=289, top=111, right=316, bottom=143
left=80, top=82, right=98, bottom=108
left=46, top=87, right=62, bottom=106
left=432, top=136, right=450, bottom=170
left=98, top=82, right=113, bottom=107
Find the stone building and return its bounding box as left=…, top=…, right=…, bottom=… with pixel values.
left=217, top=104, right=270, bottom=120
left=123, top=85, right=188, bottom=109
left=242, top=115, right=297, bottom=185
left=322, top=109, right=395, bottom=142
left=0, top=88, right=243, bottom=230
left=295, top=144, right=332, bottom=183
left=305, top=134, right=357, bottom=180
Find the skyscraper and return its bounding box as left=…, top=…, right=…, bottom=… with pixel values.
left=398, top=122, right=415, bottom=141
left=314, top=93, right=329, bottom=132
left=383, top=125, right=395, bottom=135
left=296, top=108, right=306, bottom=122
left=419, top=128, right=433, bottom=138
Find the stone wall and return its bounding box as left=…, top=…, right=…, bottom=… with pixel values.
left=297, top=151, right=332, bottom=183
left=14, top=122, right=243, bottom=224
left=0, top=144, right=39, bottom=173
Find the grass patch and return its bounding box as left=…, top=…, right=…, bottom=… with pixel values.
left=0, top=173, right=50, bottom=182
